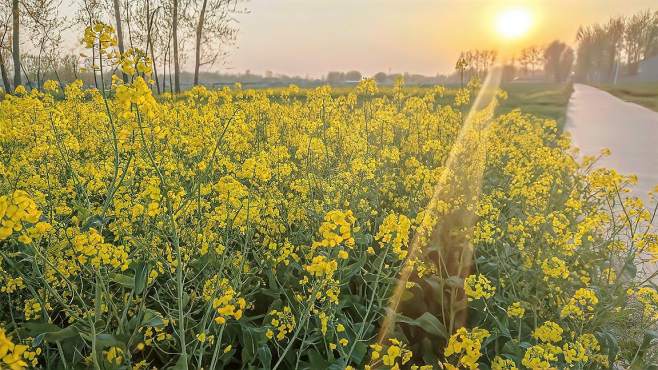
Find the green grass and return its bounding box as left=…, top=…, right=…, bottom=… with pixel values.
left=595, top=82, right=658, bottom=112
left=334, top=82, right=575, bottom=129
left=497, top=82, right=573, bottom=128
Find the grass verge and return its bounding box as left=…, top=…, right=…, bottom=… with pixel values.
left=497, top=82, right=573, bottom=129
left=596, top=82, right=658, bottom=112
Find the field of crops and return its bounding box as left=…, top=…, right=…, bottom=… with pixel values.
left=1, top=38, right=658, bottom=369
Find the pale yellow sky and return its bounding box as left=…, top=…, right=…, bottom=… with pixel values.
left=222, top=0, right=656, bottom=77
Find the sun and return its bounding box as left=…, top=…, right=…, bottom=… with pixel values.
left=495, top=7, right=533, bottom=39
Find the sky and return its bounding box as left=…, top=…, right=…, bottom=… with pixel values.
left=217, top=0, right=657, bottom=77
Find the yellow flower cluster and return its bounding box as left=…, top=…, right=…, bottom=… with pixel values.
left=631, top=287, right=658, bottom=320
left=142, top=321, right=173, bottom=346
left=0, top=190, right=41, bottom=241
left=266, top=306, right=296, bottom=341
left=304, top=255, right=338, bottom=279
left=368, top=338, right=413, bottom=370
left=506, top=302, right=525, bottom=318
left=119, top=48, right=153, bottom=77
left=375, top=213, right=412, bottom=260
left=541, top=257, right=570, bottom=280
left=43, top=80, right=59, bottom=92
left=454, top=88, right=471, bottom=107
left=464, top=274, right=496, bottom=300
left=522, top=343, right=561, bottom=369
left=0, top=328, right=27, bottom=370
left=0, top=276, right=24, bottom=294
left=491, top=356, right=518, bottom=370
left=104, top=346, right=123, bottom=365
left=444, top=327, right=490, bottom=370
left=202, top=275, right=247, bottom=324
left=23, top=298, right=42, bottom=321
left=83, top=22, right=118, bottom=53
left=532, top=321, right=563, bottom=343
left=560, top=288, right=598, bottom=319
left=522, top=332, right=606, bottom=369
left=115, top=77, right=158, bottom=119
left=0, top=327, right=39, bottom=369
left=314, top=210, right=356, bottom=248
left=237, top=153, right=272, bottom=182
left=71, top=228, right=130, bottom=270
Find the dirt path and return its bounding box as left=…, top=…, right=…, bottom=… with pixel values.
left=565, top=84, right=658, bottom=205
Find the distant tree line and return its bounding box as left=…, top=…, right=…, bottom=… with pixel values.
left=574, top=9, right=658, bottom=83
left=454, top=49, right=498, bottom=83
left=453, top=43, right=574, bottom=84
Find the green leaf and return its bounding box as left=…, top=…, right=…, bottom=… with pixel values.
left=168, top=354, right=188, bottom=370
left=41, top=326, right=79, bottom=344
left=307, top=350, right=332, bottom=370
left=111, top=273, right=134, bottom=288
left=256, top=344, right=272, bottom=368
left=81, top=215, right=104, bottom=231
left=23, top=322, right=64, bottom=337
left=599, top=330, right=619, bottom=364
left=141, top=309, right=165, bottom=327
left=445, top=276, right=464, bottom=289
left=349, top=341, right=368, bottom=364
left=25, top=323, right=79, bottom=346
left=95, top=333, right=126, bottom=350
left=388, top=310, right=447, bottom=339
left=326, top=361, right=348, bottom=370
left=414, top=312, right=448, bottom=339
left=344, top=252, right=367, bottom=280
left=241, top=324, right=268, bottom=365
left=134, top=262, right=149, bottom=294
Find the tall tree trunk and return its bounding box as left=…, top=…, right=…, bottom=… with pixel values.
left=113, top=0, right=128, bottom=83
left=11, top=0, right=21, bottom=88
left=162, top=47, right=166, bottom=93
left=124, top=0, right=134, bottom=49
left=146, top=0, right=160, bottom=94
left=193, top=0, right=207, bottom=85
left=172, top=0, right=180, bottom=93
left=162, top=28, right=171, bottom=94
left=0, top=52, right=11, bottom=92
left=167, top=34, right=173, bottom=94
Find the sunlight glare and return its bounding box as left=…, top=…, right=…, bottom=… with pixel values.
left=495, top=7, right=533, bottom=39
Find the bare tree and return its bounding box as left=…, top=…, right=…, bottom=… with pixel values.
left=189, top=0, right=241, bottom=85
left=528, top=46, right=543, bottom=75
left=456, top=49, right=497, bottom=80
left=518, top=47, right=531, bottom=76
left=8, top=0, right=62, bottom=90
left=11, top=0, right=19, bottom=86
left=172, top=0, right=179, bottom=92
left=145, top=0, right=160, bottom=92
left=0, top=4, right=11, bottom=91
left=113, top=0, right=128, bottom=82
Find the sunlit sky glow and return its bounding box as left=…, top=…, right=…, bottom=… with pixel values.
left=57, top=0, right=657, bottom=77
left=495, top=7, right=533, bottom=39
left=221, top=0, right=655, bottom=77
